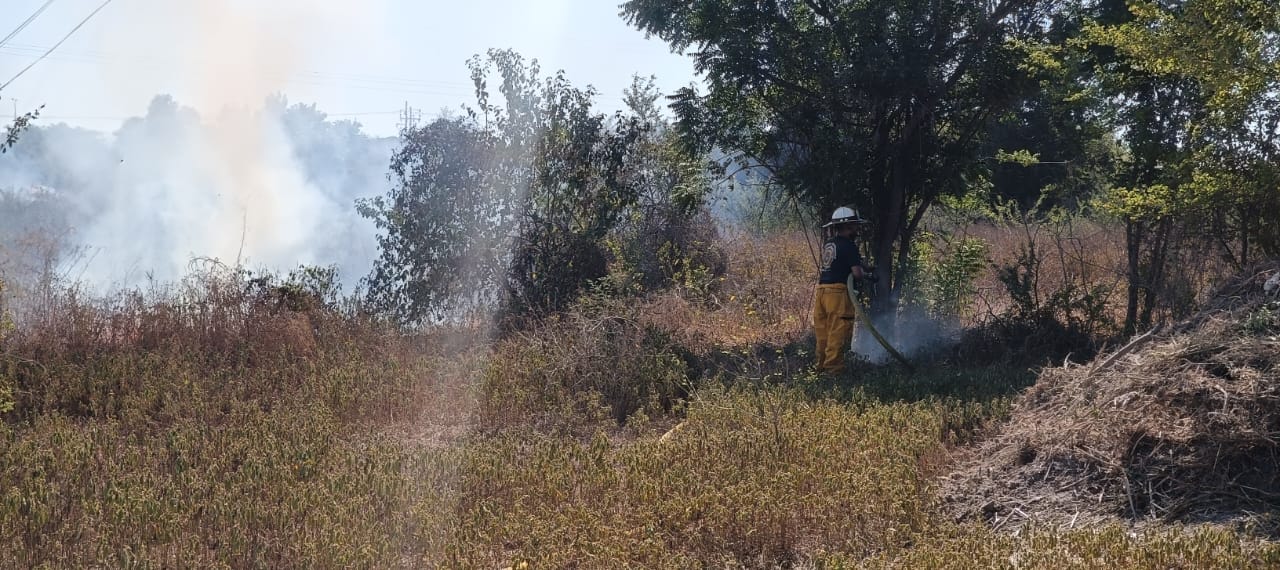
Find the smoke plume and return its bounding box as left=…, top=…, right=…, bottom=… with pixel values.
left=0, top=0, right=398, bottom=292
left=0, top=97, right=396, bottom=291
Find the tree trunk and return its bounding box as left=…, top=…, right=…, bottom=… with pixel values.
left=871, top=150, right=907, bottom=326
left=1240, top=206, right=1251, bottom=267
left=1124, top=219, right=1143, bottom=337
left=1139, top=218, right=1172, bottom=329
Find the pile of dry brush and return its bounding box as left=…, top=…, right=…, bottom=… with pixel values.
left=946, top=262, right=1280, bottom=533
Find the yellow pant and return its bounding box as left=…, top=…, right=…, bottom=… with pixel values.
left=813, top=284, right=856, bottom=373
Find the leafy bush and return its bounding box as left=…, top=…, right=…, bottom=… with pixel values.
left=1243, top=300, right=1280, bottom=336
left=605, top=209, right=727, bottom=299
left=360, top=53, right=709, bottom=325
left=906, top=233, right=989, bottom=320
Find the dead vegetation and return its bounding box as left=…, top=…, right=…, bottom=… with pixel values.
left=4, top=233, right=1280, bottom=567
left=945, top=262, right=1280, bottom=533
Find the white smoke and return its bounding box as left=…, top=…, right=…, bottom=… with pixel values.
left=0, top=1, right=398, bottom=291
left=852, top=305, right=961, bottom=364
left=0, top=96, right=396, bottom=290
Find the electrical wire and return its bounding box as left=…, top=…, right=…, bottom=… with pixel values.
left=0, top=0, right=57, bottom=50
left=38, top=110, right=404, bottom=122
left=0, top=0, right=114, bottom=92
left=0, top=42, right=480, bottom=93
left=0, top=41, right=631, bottom=103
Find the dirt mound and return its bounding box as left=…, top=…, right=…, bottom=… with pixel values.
left=944, top=262, right=1280, bottom=533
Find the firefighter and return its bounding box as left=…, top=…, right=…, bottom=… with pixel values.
left=813, top=207, right=868, bottom=374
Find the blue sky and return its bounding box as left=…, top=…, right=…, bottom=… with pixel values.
left=0, top=0, right=699, bottom=136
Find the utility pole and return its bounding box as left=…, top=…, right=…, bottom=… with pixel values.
left=11, top=98, right=16, bottom=120
left=397, top=101, right=421, bottom=132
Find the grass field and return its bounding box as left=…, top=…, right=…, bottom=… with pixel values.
left=2, top=239, right=1278, bottom=568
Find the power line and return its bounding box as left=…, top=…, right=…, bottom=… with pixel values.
left=0, top=0, right=115, bottom=92
left=0, top=42, right=632, bottom=103
left=0, top=42, right=479, bottom=92
left=0, top=0, right=58, bottom=50
left=38, top=110, right=405, bottom=122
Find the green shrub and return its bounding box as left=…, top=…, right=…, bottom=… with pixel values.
left=1243, top=300, right=1280, bottom=335
left=908, top=234, right=989, bottom=320
left=961, top=223, right=1117, bottom=365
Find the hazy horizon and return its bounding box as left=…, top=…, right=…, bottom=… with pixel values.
left=1, top=0, right=699, bottom=137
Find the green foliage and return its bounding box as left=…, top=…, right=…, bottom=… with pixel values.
left=912, top=235, right=990, bottom=321
left=361, top=53, right=709, bottom=324
left=995, top=149, right=1042, bottom=167
left=981, top=6, right=1122, bottom=212
left=712, top=179, right=809, bottom=235
left=1243, top=300, right=1280, bottom=336
left=246, top=265, right=344, bottom=314
left=972, top=217, right=1117, bottom=363
left=594, top=77, right=723, bottom=299
left=356, top=116, right=501, bottom=323
left=1088, top=0, right=1280, bottom=116
left=621, top=0, right=1058, bottom=315
left=2, top=104, right=40, bottom=154
left=1097, top=183, right=1189, bottom=222
left=1080, top=0, right=1280, bottom=330
left=0, top=381, right=11, bottom=416
left=655, top=238, right=719, bottom=299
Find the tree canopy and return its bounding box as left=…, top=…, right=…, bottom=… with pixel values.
left=622, top=0, right=1061, bottom=315
left=359, top=51, right=709, bottom=326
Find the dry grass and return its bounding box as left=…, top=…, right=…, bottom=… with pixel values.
left=2, top=236, right=1279, bottom=567
left=638, top=231, right=817, bottom=351
left=855, top=524, right=1280, bottom=569
left=945, top=262, right=1280, bottom=532
left=965, top=218, right=1128, bottom=327
left=478, top=305, right=692, bottom=435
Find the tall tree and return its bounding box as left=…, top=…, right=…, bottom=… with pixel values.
left=622, top=0, right=1056, bottom=321
left=358, top=117, right=501, bottom=323
left=360, top=51, right=668, bottom=325
left=1086, top=0, right=1280, bottom=332
left=982, top=2, right=1121, bottom=212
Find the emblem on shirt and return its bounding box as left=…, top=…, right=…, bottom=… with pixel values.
left=821, top=242, right=837, bottom=272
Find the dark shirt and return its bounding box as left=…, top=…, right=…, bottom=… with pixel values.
left=819, top=235, right=863, bottom=285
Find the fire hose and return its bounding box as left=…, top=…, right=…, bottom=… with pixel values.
left=846, top=272, right=914, bottom=371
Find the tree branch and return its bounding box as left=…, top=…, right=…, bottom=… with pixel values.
left=903, top=0, right=1033, bottom=138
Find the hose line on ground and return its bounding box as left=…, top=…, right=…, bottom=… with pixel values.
left=846, top=275, right=914, bottom=371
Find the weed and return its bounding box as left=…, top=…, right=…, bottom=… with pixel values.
left=1243, top=301, right=1280, bottom=335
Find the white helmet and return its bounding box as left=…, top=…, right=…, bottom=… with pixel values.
left=823, top=206, right=868, bottom=228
